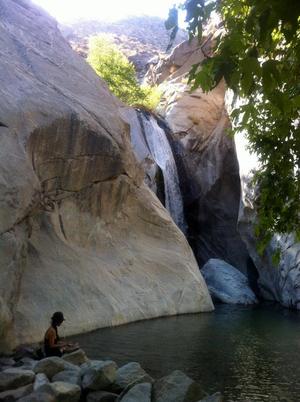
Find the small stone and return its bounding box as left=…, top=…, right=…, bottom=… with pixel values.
left=82, top=360, right=118, bottom=391
left=52, top=369, right=81, bottom=386
left=0, top=383, right=33, bottom=400
left=120, top=382, right=151, bottom=402
left=0, top=368, right=35, bottom=391
left=34, top=357, right=65, bottom=379
left=113, top=362, right=152, bottom=392
left=63, top=349, right=88, bottom=366
left=38, top=381, right=81, bottom=402
left=87, top=390, right=118, bottom=402
left=33, top=373, right=49, bottom=391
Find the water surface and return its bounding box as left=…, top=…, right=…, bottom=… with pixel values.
left=71, top=304, right=300, bottom=401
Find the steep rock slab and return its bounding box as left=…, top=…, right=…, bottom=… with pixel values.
left=236, top=134, right=300, bottom=308
left=201, top=259, right=258, bottom=304
left=0, top=0, right=213, bottom=352
left=148, top=38, right=251, bottom=273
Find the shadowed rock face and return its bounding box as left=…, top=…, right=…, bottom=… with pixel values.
left=148, top=37, right=252, bottom=275
left=0, top=0, right=213, bottom=351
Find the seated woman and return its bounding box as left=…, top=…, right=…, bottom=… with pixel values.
left=44, top=311, right=78, bottom=357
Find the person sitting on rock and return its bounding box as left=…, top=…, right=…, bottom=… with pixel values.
left=44, top=311, right=78, bottom=357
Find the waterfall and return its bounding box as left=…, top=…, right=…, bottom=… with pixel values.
left=138, top=112, right=187, bottom=233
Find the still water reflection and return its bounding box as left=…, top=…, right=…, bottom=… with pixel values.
left=71, top=304, right=300, bottom=401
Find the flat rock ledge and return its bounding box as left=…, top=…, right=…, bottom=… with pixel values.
left=0, top=348, right=223, bottom=401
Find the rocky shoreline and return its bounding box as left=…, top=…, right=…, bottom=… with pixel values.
left=0, top=348, right=222, bottom=401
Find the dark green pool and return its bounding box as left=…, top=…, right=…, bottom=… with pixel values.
left=71, top=304, right=300, bottom=401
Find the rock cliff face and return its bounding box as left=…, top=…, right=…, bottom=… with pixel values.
left=146, top=37, right=252, bottom=275
left=236, top=134, right=300, bottom=309
left=61, top=17, right=187, bottom=80
left=0, top=0, right=213, bottom=352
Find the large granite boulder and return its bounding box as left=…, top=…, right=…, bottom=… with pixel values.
left=146, top=37, right=252, bottom=275
left=201, top=259, right=258, bottom=304
left=0, top=0, right=213, bottom=352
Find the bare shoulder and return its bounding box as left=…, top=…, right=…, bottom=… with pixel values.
left=45, top=326, right=55, bottom=338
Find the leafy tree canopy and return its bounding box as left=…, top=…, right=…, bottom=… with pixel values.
left=167, top=0, right=300, bottom=248
left=87, top=35, right=161, bottom=110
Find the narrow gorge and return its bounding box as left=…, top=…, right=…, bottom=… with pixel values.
left=0, top=0, right=300, bottom=401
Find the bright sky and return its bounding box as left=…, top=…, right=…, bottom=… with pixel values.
left=32, top=0, right=181, bottom=24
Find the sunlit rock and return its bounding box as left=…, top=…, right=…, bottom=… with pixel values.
left=0, top=0, right=213, bottom=351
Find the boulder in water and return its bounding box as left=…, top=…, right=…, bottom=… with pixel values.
left=152, top=370, right=204, bottom=402
left=82, top=360, right=118, bottom=391
left=201, top=259, right=258, bottom=304
left=113, top=362, right=152, bottom=392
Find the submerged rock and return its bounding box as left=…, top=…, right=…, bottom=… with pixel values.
left=201, top=259, right=258, bottom=304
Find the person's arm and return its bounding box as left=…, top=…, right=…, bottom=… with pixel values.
left=47, top=329, right=66, bottom=349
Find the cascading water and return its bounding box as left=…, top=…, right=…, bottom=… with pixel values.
left=138, top=111, right=187, bottom=233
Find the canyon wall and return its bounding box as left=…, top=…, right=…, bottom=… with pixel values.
left=146, top=38, right=252, bottom=276
left=0, top=0, right=213, bottom=352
